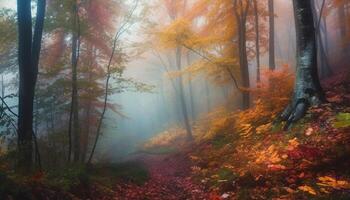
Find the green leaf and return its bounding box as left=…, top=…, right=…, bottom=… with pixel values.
left=333, top=113, right=350, bottom=128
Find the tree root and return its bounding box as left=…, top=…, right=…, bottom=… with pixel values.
left=280, top=89, right=323, bottom=131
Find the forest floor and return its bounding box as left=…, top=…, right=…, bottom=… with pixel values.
left=1, top=70, right=350, bottom=200
left=113, top=153, right=211, bottom=200
left=138, top=70, right=350, bottom=200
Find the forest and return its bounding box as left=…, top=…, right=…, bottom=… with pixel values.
left=0, top=0, right=350, bottom=199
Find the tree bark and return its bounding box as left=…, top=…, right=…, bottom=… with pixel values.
left=175, top=46, right=193, bottom=140
left=281, top=0, right=324, bottom=129
left=268, top=0, right=276, bottom=70
left=17, top=0, right=46, bottom=171
left=253, top=0, right=261, bottom=83
left=233, top=0, right=251, bottom=110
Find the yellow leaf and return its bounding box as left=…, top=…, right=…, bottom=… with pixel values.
left=298, top=185, right=317, bottom=195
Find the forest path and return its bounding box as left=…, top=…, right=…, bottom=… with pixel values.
left=113, top=152, right=211, bottom=200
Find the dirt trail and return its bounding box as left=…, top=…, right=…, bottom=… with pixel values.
left=113, top=153, right=211, bottom=200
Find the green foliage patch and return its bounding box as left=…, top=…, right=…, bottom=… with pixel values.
left=333, top=113, right=350, bottom=128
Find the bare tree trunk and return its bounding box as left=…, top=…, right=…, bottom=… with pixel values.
left=268, top=0, right=276, bottom=70
left=17, top=0, right=46, bottom=172
left=312, top=0, right=332, bottom=78
left=338, top=3, right=347, bottom=40
left=205, top=81, right=210, bottom=112
left=320, top=11, right=333, bottom=77
left=175, top=46, right=193, bottom=140
left=253, top=0, right=261, bottom=83
left=88, top=29, right=118, bottom=164
left=281, top=0, right=324, bottom=129
left=233, top=0, right=251, bottom=110
left=68, top=2, right=81, bottom=162
left=186, top=53, right=195, bottom=121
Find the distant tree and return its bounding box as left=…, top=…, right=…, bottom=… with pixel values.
left=16, top=0, right=46, bottom=171
left=268, top=0, right=275, bottom=70
left=253, top=0, right=261, bottom=83
left=281, top=0, right=324, bottom=129
left=67, top=1, right=81, bottom=162
left=312, top=0, right=332, bottom=78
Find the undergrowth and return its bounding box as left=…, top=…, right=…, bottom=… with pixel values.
left=144, top=68, right=350, bottom=199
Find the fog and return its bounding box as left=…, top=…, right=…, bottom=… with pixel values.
left=0, top=0, right=346, bottom=162
left=98, top=0, right=299, bottom=161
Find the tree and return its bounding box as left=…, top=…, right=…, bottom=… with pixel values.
left=17, top=0, right=46, bottom=170
left=281, top=0, right=324, bottom=129
left=268, top=0, right=275, bottom=70
left=67, top=1, right=81, bottom=162
left=253, top=0, right=261, bottom=83
left=312, top=0, right=332, bottom=78
left=233, top=0, right=251, bottom=109
left=152, top=0, right=194, bottom=140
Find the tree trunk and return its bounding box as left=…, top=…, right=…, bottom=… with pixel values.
left=319, top=9, right=332, bottom=78
left=233, top=0, right=250, bottom=110
left=205, top=81, right=211, bottom=112
left=68, top=3, right=81, bottom=162
left=81, top=45, right=95, bottom=163
left=238, top=19, right=250, bottom=109
left=253, top=0, right=261, bottom=83
left=338, top=3, right=347, bottom=40
left=175, top=46, right=193, bottom=140
left=268, top=0, right=276, bottom=70
left=186, top=53, right=196, bottom=121
left=88, top=27, right=120, bottom=164
left=17, top=0, right=46, bottom=172
left=312, top=0, right=332, bottom=78
left=281, top=0, right=324, bottom=129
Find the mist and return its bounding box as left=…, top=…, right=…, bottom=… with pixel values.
left=1, top=0, right=350, bottom=199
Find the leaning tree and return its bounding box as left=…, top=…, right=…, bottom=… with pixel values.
left=281, top=0, right=325, bottom=128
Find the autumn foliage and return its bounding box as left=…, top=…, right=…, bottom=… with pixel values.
left=141, top=68, right=350, bottom=199
left=236, top=65, right=294, bottom=137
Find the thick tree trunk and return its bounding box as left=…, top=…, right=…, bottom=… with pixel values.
left=281, top=0, right=324, bottom=129
left=268, top=0, right=276, bottom=70
left=253, top=0, right=261, bottom=83
left=17, top=0, right=46, bottom=171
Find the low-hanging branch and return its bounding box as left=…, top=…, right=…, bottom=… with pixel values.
left=181, top=44, right=241, bottom=91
